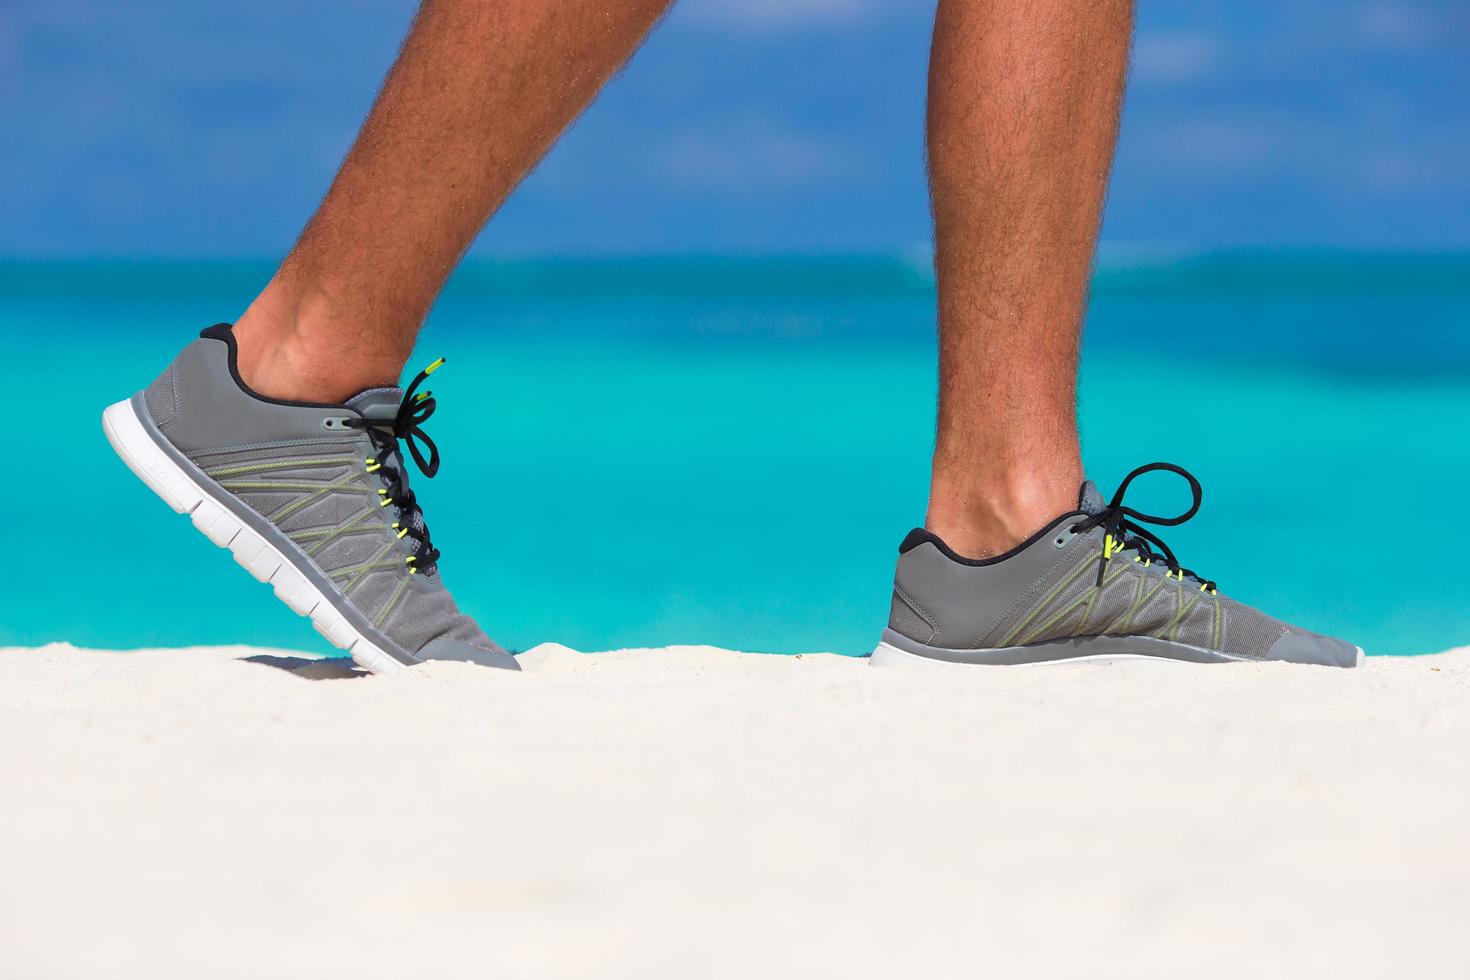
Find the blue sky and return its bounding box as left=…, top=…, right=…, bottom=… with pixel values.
left=2, top=0, right=1465, bottom=255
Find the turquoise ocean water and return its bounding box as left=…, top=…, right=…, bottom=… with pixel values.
left=5, top=253, right=1467, bottom=656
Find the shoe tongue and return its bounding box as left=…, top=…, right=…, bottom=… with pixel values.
left=344, top=386, right=413, bottom=491
left=342, top=386, right=434, bottom=568
left=1078, top=480, right=1107, bottom=516
left=345, top=386, right=404, bottom=420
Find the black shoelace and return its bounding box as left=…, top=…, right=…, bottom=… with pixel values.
left=344, top=358, right=445, bottom=575
left=1072, top=462, right=1218, bottom=594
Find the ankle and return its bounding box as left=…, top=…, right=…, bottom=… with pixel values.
left=925, top=469, right=1081, bottom=559
left=233, top=281, right=402, bottom=403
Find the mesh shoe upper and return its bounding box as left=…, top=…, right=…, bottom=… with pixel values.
left=141, top=325, right=505, bottom=663
left=888, top=469, right=1356, bottom=665
left=185, top=439, right=494, bottom=655
left=973, top=532, right=1292, bottom=659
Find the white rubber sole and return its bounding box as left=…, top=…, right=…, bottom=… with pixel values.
left=868, top=641, right=1192, bottom=668
left=870, top=640, right=1366, bottom=668
left=102, top=399, right=407, bottom=675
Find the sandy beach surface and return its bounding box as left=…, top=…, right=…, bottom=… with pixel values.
left=3, top=642, right=1468, bottom=978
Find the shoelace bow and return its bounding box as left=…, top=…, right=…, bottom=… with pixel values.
left=1072, top=462, right=1218, bottom=594
left=344, top=358, right=446, bottom=574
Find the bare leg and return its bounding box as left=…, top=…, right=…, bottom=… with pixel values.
left=234, top=0, right=673, bottom=402
left=924, top=0, right=1133, bottom=557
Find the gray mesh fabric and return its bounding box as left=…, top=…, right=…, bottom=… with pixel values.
left=144, top=365, right=180, bottom=429
left=981, top=537, right=1290, bottom=659
left=379, top=585, right=490, bottom=653
left=280, top=491, right=379, bottom=536
left=1215, top=599, right=1290, bottom=659
left=889, top=591, right=936, bottom=645
left=348, top=569, right=405, bottom=624
left=1083, top=573, right=1141, bottom=635
left=187, top=439, right=497, bottom=657
left=1174, top=601, right=1217, bottom=650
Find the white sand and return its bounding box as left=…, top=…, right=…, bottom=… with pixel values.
left=2, top=642, right=1468, bottom=978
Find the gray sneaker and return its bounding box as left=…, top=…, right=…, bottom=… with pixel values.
left=874, top=463, right=1362, bottom=668
left=102, top=323, right=518, bottom=673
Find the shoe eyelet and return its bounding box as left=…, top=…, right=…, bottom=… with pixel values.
left=322, top=417, right=352, bottom=431
left=1054, top=529, right=1073, bottom=549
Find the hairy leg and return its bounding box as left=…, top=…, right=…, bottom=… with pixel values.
left=924, top=0, right=1133, bottom=556
left=234, top=0, right=673, bottom=402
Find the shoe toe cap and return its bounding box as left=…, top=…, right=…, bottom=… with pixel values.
left=416, top=637, right=521, bottom=671
left=1267, top=631, right=1363, bottom=668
